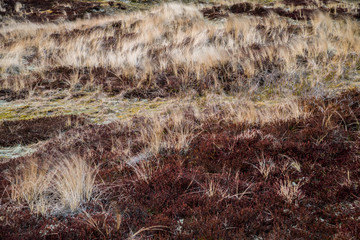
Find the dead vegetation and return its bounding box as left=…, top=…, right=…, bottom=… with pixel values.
left=0, top=0, right=360, bottom=239
left=0, top=1, right=359, bottom=98
left=1, top=88, right=359, bottom=239
left=8, top=154, right=98, bottom=215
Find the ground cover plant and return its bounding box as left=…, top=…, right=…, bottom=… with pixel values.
left=0, top=0, right=360, bottom=239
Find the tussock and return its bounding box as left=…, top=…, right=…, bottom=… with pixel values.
left=9, top=155, right=98, bottom=215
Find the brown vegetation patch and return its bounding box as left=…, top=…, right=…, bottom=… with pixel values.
left=27, top=65, right=210, bottom=99
left=203, top=2, right=359, bottom=21
left=0, top=114, right=87, bottom=147
left=283, top=0, right=318, bottom=7
left=24, top=66, right=127, bottom=94
left=229, top=2, right=253, bottom=14
left=229, top=3, right=269, bottom=17
left=0, top=89, right=359, bottom=239
left=201, top=6, right=229, bottom=20
left=0, top=0, right=110, bottom=22
left=0, top=88, right=28, bottom=101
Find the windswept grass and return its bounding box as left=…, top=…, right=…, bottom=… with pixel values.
left=1, top=1, right=360, bottom=239
left=0, top=2, right=359, bottom=98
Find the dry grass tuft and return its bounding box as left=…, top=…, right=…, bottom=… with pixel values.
left=9, top=155, right=98, bottom=215
left=253, top=152, right=275, bottom=180
left=276, top=177, right=304, bottom=204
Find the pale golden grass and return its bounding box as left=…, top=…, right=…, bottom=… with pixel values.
left=129, top=160, right=159, bottom=184
left=81, top=210, right=115, bottom=239
left=280, top=156, right=301, bottom=174
left=3, top=1, right=351, bottom=215
left=8, top=155, right=98, bottom=215
left=2, top=2, right=359, bottom=232
left=0, top=2, right=359, bottom=93
left=3, top=80, right=307, bottom=216
left=253, top=152, right=275, bottom=181
left=130, top=225, right=170, bottom=240
left=12, top=91, right=306, bottom=186
left=276, top=177, right=304, bottom=204
left=138, top=106, right=200, bottom=154
left=132, top=93, right=305, bottom=159
left=118, top=93, right=307, bottom=184
left=202, top=172, right=253, bottom=201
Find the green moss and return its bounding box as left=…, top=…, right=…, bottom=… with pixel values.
left=0, top=91, right=173, bottom=123
left=0, top=110, right=17, bottom=120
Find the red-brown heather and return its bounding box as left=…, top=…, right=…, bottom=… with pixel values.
left=1, top=88, right=360, bottom=239
left=0, top=0, right=360, bottom=239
